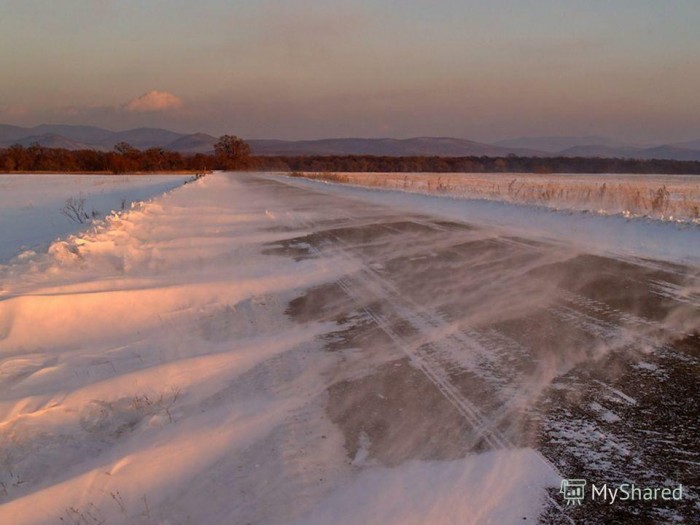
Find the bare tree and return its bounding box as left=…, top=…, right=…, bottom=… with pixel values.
left=214, top=135, right=251, bottom=170
left=61, top=197, right=90, bottom=224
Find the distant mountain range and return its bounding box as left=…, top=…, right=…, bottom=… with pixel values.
left=1, top=124, right=700, bottom=161
left=494, top=135, right=640, bottom=152
left=0, top=124, right=185, bottom=151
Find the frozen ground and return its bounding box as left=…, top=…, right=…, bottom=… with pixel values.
left=0, top=174, right=189, bottom=263
left=0, top=173, right=698, bottom=524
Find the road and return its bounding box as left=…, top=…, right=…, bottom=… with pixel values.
left=252, top=173, right=699, bottom=524
left=1, top=172, right=697, bottom=524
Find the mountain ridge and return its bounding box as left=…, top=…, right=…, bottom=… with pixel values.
left=1, top=124, right=699, bottom=161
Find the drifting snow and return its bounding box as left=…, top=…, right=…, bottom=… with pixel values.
left=294, top=450, right=559, bottom=525
left=0, top=174, right=188, bottom=263
left=0, top=173, right=562, bottom=524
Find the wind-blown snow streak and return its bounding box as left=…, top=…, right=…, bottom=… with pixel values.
left=264, top=173, right=700, bottom=523
left=0, top=174, right=578, bottom=524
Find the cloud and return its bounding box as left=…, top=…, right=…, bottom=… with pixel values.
left=124, top=91, right=183, bottom=113
left=0, top=104, right=30, bottom=118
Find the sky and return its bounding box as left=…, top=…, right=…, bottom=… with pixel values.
left=0, top=0, right=699, bottom=143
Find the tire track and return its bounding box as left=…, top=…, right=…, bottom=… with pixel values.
left=281, top=205, right=575, bottom=522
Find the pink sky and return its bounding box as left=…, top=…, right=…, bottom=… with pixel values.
left=1, top=0, right=699, bottom=142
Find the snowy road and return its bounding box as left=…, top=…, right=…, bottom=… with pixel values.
left=0, top=173, right=698, bottom=524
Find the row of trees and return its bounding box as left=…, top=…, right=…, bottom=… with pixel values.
left=0, top=135, right=253, bottom=173
left=259, top=155, right=700, bottom=175
left=2, top=139, right=700, bottom=174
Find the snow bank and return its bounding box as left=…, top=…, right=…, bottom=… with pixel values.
left=0, top=174, right=342, bottom=523
left=0, top=174, right=188, bottom=263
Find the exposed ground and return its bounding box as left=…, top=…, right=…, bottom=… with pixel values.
left=0, top=173, right=698, bottom=524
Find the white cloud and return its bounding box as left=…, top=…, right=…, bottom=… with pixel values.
left=124, top=91, right=183, bottom=112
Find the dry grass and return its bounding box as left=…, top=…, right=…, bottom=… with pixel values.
left=290, top=172, right=700, bottom=222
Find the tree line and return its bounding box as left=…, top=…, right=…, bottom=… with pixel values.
left=2, top=137, right=700, bottom=174
left=258, top=155, right=700, bottom=175
left=0, top=135, right=254, bottom=173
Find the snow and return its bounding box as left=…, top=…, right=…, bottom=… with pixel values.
left=288, top=172, right=700, bottom=224
left=278, top=174, right=700, bottom=266
left=634, top=361, right=660, bottom=372
left=593, top=380, right=638, bottom=406
left=293, top=449, right=559, bottom=525
left=0, top=173, right=563, bottom=524
left=0, top=174, right=189, bottom=263
left=9, top=170, right=698, bottom=523
left=588, top=402, right=621, bottom=424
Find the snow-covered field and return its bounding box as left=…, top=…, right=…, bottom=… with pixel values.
left=0, top=174, right=189, bottom=263
left=283, top=172, right=700, bottom=266
left=290, top=171, right=700, bottom=224
left=0, top=173, right=698, bottom=524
